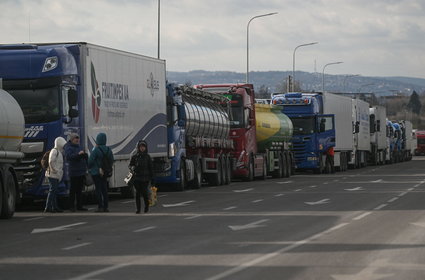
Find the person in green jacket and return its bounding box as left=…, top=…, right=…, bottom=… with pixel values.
left=88, top=133, right=114, bottom=212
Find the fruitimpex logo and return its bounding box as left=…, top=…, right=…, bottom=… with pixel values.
left=147, top=72, right=160, bottom=96
left=91, top=62, right=101, bottom=123
left=24, top=126, right=44, bottom=138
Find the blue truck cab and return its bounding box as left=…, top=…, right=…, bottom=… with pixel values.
left=0, top=44, right=81, bottom=200
left=272, top=92, right=335, bottom=173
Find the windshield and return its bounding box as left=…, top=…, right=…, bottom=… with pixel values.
left=291, top=117, right=316, bottom=135
left=222, top=94, right=245, bottom=128
left=7, top=86, right=61, bottom=124
left=418, top=138, right=425, bottom=145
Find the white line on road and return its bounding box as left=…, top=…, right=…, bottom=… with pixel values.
left=323, top=182, right=329, bottom=185
left=162, top=200, right=195, bottom=208
left=277, top=181, right=293, bottom=184
left=408, top=187, right=415, bottom=191
left=294, top=189, right=302, bottom=192
left=223, top=206, right=237, bottom=210
left=233, top=188, right=253, bottom=193
left=274, top=194, right=285, bottom=197
left=185, top=215, right=202, bottom=220
left=24, top=217, right=44, bottom=221
left=62, top=242, right=92, bottom=251
left=387, top=197, right=399, bottom=203
left=353, top=212, right=372, bottom=221
left=305, top=198, right=330, bottom=205
left=309, top=185, right=317, bottom=188
left=69, top=263, right=132, bottom=280
left=158, top=194, right=167, bottom=198
left=31, top=222, right=87, bottom=234
left=133, top=226, right=157, bottom=233
left=121, top=200, right=134, bottom=204
left=374, top=204, right=387, bottom=210
left=252, top=199, right=263, bottom=203
left=398, top=192, right=408, bottom=197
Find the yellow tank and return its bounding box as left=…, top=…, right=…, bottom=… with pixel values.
left=255, top=104, right=293, bottom=152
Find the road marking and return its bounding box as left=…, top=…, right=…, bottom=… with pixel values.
left=31, top=222, right=87, bottom=234
left=331, top=258, right=393, bottom=279
left=305, top=198, right=330, bottom=205
left=162, top=200, right=195, bottom=208
left=69, top=263, right=132, bottom=280
left=344, top=187, right=364, bottom=191
left=309, top=185, right=317, bottom=188
left=408, top=187, right=415, bottom=191
left=24, top=217, right=44, bottom=221
left=274, top=194, right=285, bottom=197
left=251, top=199, right=263, bottom=203
left=229, top=219, right=269, bottom=231
left=223, top=206, right=237, bottom=210
left=121, top=200, right=134, bottom=204
left=353, top=212, right=372, bottom=221
left=133, top=226, right=156, bottom=233
left=185, top=215, right=202, bottom=220
left=158, top=194, right=167, bottom=198
left=374, top=204, right=387, bottom=210
left=277, top=181, right=292, bottom=184
left=398, top=192, right=408, bottom=197
left=294, top=189, right=302, bottom=192
left=333, top=179, right=339, bottom=182
left=326, top=223, right=349, bottom=233
left=387, top=197, right=399, bottom=203
left=62, top=242, right=92, bottom=251
left=233, top=188, right=253, bottom=193
left=371, top=179, right=383, bottom=183
left=207, top=223, right=348, bottom=280
left=323, top=182, right=329, bottom=185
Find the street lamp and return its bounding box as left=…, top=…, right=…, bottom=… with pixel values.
left=157, top=0, right=160, bottom=59
left=246, top=12, right=278, bottom=83
left=343, top=74, right=360, bottom=92
left=292, top=42, right=318, bottom=91
left=322, top=61, right=343, bottom=92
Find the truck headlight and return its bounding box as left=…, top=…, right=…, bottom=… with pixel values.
left=42, top=56, right=58, bottom=72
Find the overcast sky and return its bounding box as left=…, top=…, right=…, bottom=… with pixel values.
left=1, top=0, right=424, bottom=79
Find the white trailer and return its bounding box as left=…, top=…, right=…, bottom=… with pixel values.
left=81, top=44, right=168, bottom=196
left=0, top=88, right=24, bottom=218
left=369, top=106, right=387, bottom=165
left=322, top=92, right=354, bottom=171
left=400, top=120, right=413, bottom=161
left=351, top=98, right=371, bottom=167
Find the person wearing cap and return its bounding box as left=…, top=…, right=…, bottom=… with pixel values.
left=129, top=140, right=154, bottom=214
left=64, top=133, right=88, bottom=212
left=88, top=133, right=114, bottom=212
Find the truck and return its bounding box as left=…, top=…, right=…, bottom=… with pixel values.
left=414, top=130, right=425, bottom=155
left=0, top=42, right=168, bottom=200
left=351, top=98, right=371, bottom=168
left=399, top=120, right=413, bottom=161
left=195, top=84, right=294, bottom=180
left=386, top=120, right=396, bottom=163
left=369, top=106, right=387, bottom=165
left=154, top=84, right=233, bottom=190
left=0, top=87, right=25, bottom=218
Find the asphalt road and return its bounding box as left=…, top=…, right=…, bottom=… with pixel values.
left=2, top=157, right=425, bottom=280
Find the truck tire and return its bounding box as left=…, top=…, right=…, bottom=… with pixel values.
left=313, top=156, right=324, bottom=174
left=177, top=160, right=187, bottom=191
left=284, top=153, right=290, bottom=178
left=1, top=169, right=17, bottom=219
left=290, top=154, right=295, bottom=176
left=260, top=158, right=267, bottom=180
left=220, top=157, right=226, bottom=186
left=225, top=156, right=232, bottom=185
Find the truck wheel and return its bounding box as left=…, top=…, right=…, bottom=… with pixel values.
left=220, top=157, right=226, bottom=186
left=209, top=159, right=222, bottom=186
left=246, top=157, right=254, bottom=181
left=290, top=154, right=295, bottom=175
left=1, top=169, right=17, bottom=219
left=177, top=160, right=187, bottom=191
left=284, top=153, right=290, bottom=178
left=225, top=156, right=232, bottom=185
left=313, top=156, right=324, bottom=174
left=260, top=158, right=267, bottom=180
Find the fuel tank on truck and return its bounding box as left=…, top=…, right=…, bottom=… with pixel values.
left=0, top=88, right=24, bottom=155
left=182, top=86, right=230, bottom=141
left=255, top=104, right=293, bottom=151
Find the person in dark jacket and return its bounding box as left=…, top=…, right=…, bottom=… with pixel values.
left=129, top=140, right=154, bottom=214
left=88, top=133, right=114, bottom=212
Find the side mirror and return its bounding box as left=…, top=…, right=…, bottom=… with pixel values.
left=69, top=108, right=78, bottom=118
left=68, top=89, right=78, bottom=107
left=355, top=121, right=360, bottom=133
left=376, top=120, right=381, bottom=132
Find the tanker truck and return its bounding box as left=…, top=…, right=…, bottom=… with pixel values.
left=194, top=84, right=294, bottom=180
left=154, top=84, right=233, bottom=190
left=0, top=87, right=24, bottom=218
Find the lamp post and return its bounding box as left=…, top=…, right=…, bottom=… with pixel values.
left=343, top=74, right=360, bottom=92
left=292, top=42, right=318, bottom=91
left=246, top=12, right=278, bottom=83
left=322, top=61, right=343, bottom=92
left=157, top=0, right=160, bottom=59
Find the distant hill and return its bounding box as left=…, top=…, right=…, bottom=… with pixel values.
left=167, top=70, right=425, bottom=96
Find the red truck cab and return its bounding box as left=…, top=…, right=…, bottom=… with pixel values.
left=415, top=130, right=425, bottom=155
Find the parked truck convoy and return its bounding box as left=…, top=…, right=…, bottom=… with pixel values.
left=0, top=42, right=168, bottom=199
left=195, top=84, right=294, bottom=180
left=0, top=87, right=25, bottom=218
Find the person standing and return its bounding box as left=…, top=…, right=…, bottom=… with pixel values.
left=129, top=140, right=154, bottom=214
left=44, top=137, right=67, bottom=213
left=64, top=133, right=88, bottom=212
left=88, top=133, right=114, bottom=212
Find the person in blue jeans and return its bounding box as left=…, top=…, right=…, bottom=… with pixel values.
left=88, top=133, right=114, bottom=212
left=44, top=137, right=67, bottom=213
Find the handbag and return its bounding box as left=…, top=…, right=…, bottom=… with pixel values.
left=124, top=171, right=134, bottom=185
left=84, top=172, right=94, bottom=186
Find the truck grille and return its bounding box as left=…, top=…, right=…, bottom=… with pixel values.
left=291, top=140, right=307, bottom=164
left=14, top=153, right=44, bottom=190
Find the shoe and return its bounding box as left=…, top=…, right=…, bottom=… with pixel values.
left=144, top=207, right=149, bottom=213
left=54, top=209, right=64, bottom=213
left=136, top=210, right=141, bottom=214
left=77, top=207, right=88, bottom=211
left=95, top=208, right=103, bottom=213
left=44, top=208, right=54, bottom=213
left=103, top=208, right=110, bottom=212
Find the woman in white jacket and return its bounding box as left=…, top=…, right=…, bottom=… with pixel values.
left=44, top=137, right=67, bottom=213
